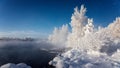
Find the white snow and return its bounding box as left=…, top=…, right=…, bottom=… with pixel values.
left=49, top=5, right=120, bottom=68
left=0, top=63, right=31, bottom=68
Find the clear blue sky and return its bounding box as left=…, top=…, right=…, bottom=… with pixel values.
left=0, top=0, right=120, bottom=38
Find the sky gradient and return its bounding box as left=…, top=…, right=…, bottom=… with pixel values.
left=0, top=0, right=120, bottom=38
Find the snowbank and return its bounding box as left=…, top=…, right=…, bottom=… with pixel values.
left=0, top=63, right=31, bottom=68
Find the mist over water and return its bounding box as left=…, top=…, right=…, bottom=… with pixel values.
left=0, top=40, right=57, bottom=68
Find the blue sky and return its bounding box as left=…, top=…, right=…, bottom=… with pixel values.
left=0, top=0, right=119, bottom=38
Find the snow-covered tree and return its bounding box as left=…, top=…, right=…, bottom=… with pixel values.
left=49, top=5, right=120, bottom=68
left=48, top=24, right=69, bottom=47
left=67, top=5, right=87, bottom=48
left=84, top=18, right=94, bottom=35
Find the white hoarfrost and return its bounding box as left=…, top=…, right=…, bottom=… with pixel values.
left=48, top=24, right=69, bottom=47
left=67, top=5, right=96, bottom=50
left=49, top=5, right=120, bottom=68
left=67, top=5, right=87, bottom=48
